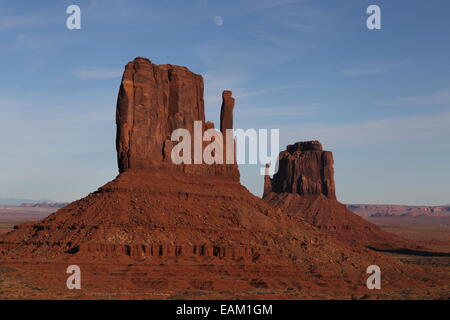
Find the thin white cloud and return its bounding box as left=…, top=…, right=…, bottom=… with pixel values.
left=340, top=59, right=414, bottom=76
left=260, top=3, right=329, bottom=32
left=0, top=13, right=40, bottom=30
left=236, top=84, right=306, bottom=99
left=73, top=67, right=123, bottom=79
left=0, top=33, right=56, bottom=53
left=204, top=72, right=247, bottom=102
left=238, top=105, right=315, bottom=117
left=280, top=110, right=450, bottom=149
left=244, top=0, right=302, bottom=11
left=380, top=88, right=450, bottom=107
left=203, top=76, right=306, bottom=117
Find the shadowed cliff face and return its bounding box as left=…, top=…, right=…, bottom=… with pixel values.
left=264, top=141, right=336, bottom=199
left=116, top=57, right=238, bottom=179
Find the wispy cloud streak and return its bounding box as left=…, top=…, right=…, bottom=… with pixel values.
left=380, top=88, right=450, bottom=107
left=73, top=67, right=123, bottom=79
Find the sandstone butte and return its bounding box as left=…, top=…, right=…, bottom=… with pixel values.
left=263, top=141, right=421, bottom=250
left=0, top=57, right=447, bottom=299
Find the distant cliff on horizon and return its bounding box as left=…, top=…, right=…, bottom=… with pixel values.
left=0, top=198, right=54, bottom=206
left=0, top=198, right=67, bottom=208
left=347, top=204, right=450, bottom=218
left=16, top=202, right=68, bottom=209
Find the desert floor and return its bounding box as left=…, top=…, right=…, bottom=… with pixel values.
left=1, top=210, right=449, bottom=299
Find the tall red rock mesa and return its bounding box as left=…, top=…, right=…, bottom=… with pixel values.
left=264, top=141, right=417, bottom=249
left=116, top=57, right=238, bottom=179
left=264, top=141, right=335, bottom=199
left=116, top=58, right=205, bottom=172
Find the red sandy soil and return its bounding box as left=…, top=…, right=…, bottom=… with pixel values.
left=1, top=260, right=448, bottom=300
left=0, top=170, right=449, bottom=299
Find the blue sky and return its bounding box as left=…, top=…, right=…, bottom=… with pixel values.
left=0, top=0, right=449, bottom=205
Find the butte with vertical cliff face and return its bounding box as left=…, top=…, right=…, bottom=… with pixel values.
left=263, top=141, right=416, bottom=250
left=0, top=57, right=432, bottom=297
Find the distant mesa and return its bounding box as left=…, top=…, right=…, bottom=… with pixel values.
left=0, top=198, right=56, bottom=206
left=348, top=204, right=450, bottom=218
left=17, top=202, right=68, bottom=209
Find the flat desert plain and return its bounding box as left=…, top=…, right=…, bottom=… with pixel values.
left=0, top=207, right=57, bottom=235
left=0, top=207, right=448, bottom=299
